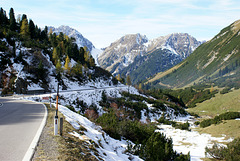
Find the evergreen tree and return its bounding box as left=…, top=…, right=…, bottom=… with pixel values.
left=0, top=8, right=8, bottom=26
left=40, top=26, right=48, bottom=41
left=79, top=47, right=85, bottom=63
left=9, top=8, right=17, bottom=31
left=141, top=132, right=174, bottom=161
left=52, top=47, right=58, bottom=65
left=72, top=62, right=82, bottom=76
left=56, top=59, right=62, bottom=74
left=89, top=56, right=95, bottom=67
left=84, top=48, right=90, bottom=62
left=28, top=19, right=35, bottom=39
left=20, top=14, right=27, bottom=27
left=50, top=33, right=58, bottom=47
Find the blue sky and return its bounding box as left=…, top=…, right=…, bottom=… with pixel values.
left=2, top=0, right=240, bottom=48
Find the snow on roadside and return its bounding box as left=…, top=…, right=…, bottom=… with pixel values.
left=59, top=105, right=143, bottom=161
left=156, top=124, right=233, bottom=161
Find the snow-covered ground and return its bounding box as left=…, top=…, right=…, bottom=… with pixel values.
left=157, top=124, right=233, bottom=161
left=59, top=104, right=143, bottom=161
left=21, top=85, right=234, bottom=161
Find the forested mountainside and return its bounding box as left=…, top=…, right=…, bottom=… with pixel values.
left=98, top=33, right=202, bottom=84
left=146, top=19, right=240, bottom=89
left=0, top=7, right=117, bottom=95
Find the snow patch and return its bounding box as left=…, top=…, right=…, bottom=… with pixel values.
left=91, top=48, right=103, bottom=66
left=59, top=105, right=143, bottom=161
left=157, top=124, right=233, bottom=161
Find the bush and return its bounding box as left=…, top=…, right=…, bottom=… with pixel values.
left=200, top=112, right=240, bottom=128
left=206, top=138, right=240, bottom=161
left=220, top=87, right=232, bottom=94
left=96, top=111, right=155, bottom=143
left=173, top=122, right=190, bottom=131
left=158, top=116, right=190, bottom=131
left=128, top=132, right=190, bottom=161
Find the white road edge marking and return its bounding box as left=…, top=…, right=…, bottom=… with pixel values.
left=22, top=103, right=48, bottom=161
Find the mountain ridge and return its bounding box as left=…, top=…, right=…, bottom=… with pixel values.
left=98, top=33, right=202, bottom=84
left=146, top=19, right=240, bottom=88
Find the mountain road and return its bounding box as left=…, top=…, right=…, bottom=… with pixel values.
left=0, top=97, right=46, bottom=161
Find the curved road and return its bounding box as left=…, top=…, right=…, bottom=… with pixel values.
left=0, top=97, right=46, bottom=161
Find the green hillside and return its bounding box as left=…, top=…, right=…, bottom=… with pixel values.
left=187, top=89, right=240, bottom=139
left=147, top=19, right=240, bottom=88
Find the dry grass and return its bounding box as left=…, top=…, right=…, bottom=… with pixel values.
left=33, top=104, right=101, bottom=161
left=197, top=120, right=240, bottom=140
left=187, top=89, right=240, bottom=140
left=187, top=89, right=240, bottom=118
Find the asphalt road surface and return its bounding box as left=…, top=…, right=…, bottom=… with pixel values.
left=0, top=97, right=46, bottom=161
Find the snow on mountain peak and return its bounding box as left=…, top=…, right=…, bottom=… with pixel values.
left=48, top=25, right=94, bottom=51
left=98, top=33, right=202, bottom=76
left=48, top=25, right=103, bottom=65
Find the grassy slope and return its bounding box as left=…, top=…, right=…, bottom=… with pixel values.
left=147, top=19, right=240, bottom=88
left=187, top=89, right=240, bottom=139
left=187, top=89, right=240, bottom=117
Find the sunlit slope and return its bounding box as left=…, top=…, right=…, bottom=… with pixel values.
left=147, top=19, right=240, bottom=88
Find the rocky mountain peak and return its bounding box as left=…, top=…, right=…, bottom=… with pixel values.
left=98, top=33, right=202, bottom=76
left=164, top=33, right=202, bottom=58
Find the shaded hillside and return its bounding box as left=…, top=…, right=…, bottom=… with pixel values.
left=147, top=19, right=240, bottom=88
left=121, top=48, right=183, bottom=84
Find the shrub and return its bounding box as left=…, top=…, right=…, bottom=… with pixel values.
left=200, top=112, right=240, bottom=128
left=206, top=138, right=240, bottom=161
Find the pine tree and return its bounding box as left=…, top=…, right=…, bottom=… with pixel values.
left=20, top=18, right=30, bottom=39
left=9, top=8, right=17, bottom=31
left=56, top=59, right=62, bottom=74
left=52, top=48, right=59, bottom=65
left=89, top=56, right=95, bottom=67
left=79, top=47, right=85, bottom=63
left=126, top=75, right=131, bottom=93
left=72, top=62, right=82, bottom=76
left=64, top=55, right=70, bottom=72
left=84, top=50, right=90, bottom=62
left=28, top=19, right=35, bottom=39
left=0, top=8, right=7, bottom=26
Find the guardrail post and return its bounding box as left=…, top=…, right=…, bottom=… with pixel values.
left=60, top=117, right=63, bottom=136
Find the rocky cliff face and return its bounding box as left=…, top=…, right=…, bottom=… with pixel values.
left=147, top=33, right=202, bottom=58
left=98, top=33, right=148, bottom=73
left=98, top=33, right=202, bottom=78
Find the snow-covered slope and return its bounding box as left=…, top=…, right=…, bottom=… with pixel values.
left=59, top=105, right=143, bottom=161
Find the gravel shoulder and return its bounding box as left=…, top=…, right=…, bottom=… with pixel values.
left=32, top=105, right=60, bottom=160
